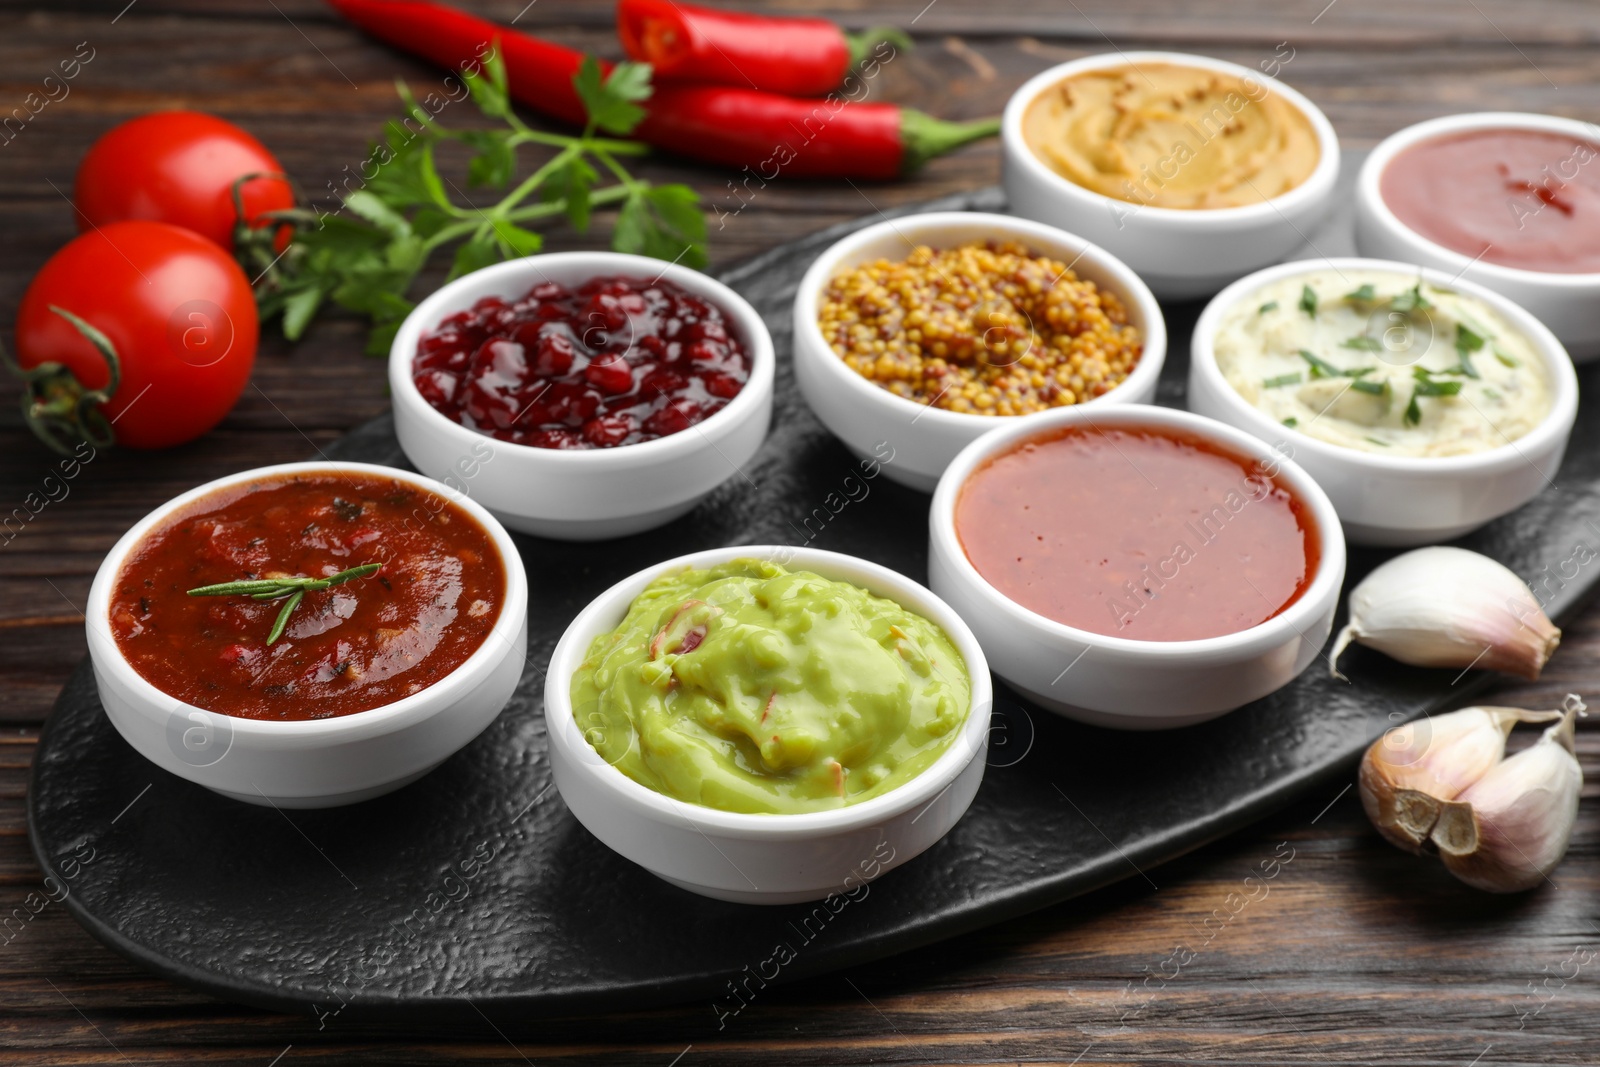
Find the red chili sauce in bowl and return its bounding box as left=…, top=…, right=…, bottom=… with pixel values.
left=413, top=275, right=752, bottom=450
left=954, top=424, right=1320, bottom=641
left=109, top=472, right=506, bottom=721
left=1381, top=129, right=1600, bottom=274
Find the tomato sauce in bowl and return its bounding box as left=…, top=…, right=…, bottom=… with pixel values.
left=954, top=423, right=1320, bottom=641
left=1380, top=128, right=1600, bottom=275
left=109, top=471, right=506, bottom=721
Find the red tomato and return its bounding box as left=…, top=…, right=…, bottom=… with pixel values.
left=15, top=220, right=258, bottom=450
left=74, top=111, right=294, bottom=252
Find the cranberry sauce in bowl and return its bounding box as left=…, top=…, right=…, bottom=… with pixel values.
left=412, top=275, right=752, bottom=450
left=388, top=252, right=775, bottom=540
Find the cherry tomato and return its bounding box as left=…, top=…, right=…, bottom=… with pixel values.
left=74, top=111, right=294, bottom=252
left=15, top=220, right=258, bottom=450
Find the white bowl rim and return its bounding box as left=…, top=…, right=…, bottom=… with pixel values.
left=1357, top=111, right=1600, bottom=287
left=1001, top=49, right=1342, bottom=226
left=1190, top=256, right=1580, bottom=475
left=544, top=544, right=993, bottom=839
left=791, top=210, right=1168, bottom=430
left=929, top=404, right=1347, bottom=659
left=85, top=460, right=529, bottom=740
left=388, top=251, right=776, bottom=465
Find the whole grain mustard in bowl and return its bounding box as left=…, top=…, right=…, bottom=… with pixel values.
left=792, top=211, right=1166, bottom=491
left=1002, top=51, right=1340, bottom=298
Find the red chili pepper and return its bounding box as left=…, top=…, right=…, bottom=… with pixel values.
left=616, top=0, right=912, bottom=97
left=325, top=0, right=997, bottom=180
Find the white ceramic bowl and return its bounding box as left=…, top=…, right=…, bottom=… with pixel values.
left=792, top=211, right=1166, bottom=493
left=1354, top=111, right=1600, bottom=361
left=543, top=545, right=993, bottom=904
left=929, top=406, right=1345, bottom=730
left=86, top=462, right=529, bottom=808
left=1002, top=51, right=1341, bottom=299
left=389, top=252, right=775, bottom=541
left=1189, top=257, right=1579, bottom=546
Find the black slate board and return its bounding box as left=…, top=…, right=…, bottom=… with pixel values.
left=30, top=170, right=1600, bottom=1024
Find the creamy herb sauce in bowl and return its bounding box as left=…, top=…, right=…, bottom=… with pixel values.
left=1212, top=269, right=1551, bottom=457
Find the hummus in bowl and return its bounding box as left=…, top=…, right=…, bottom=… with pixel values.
left=1021, top=61, right=1321, bottom=210
left=1000, top=51, right=1340, bottom=299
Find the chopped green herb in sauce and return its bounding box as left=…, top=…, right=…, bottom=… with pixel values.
left=1390, top=282, right=1433, bottom=314
left=1299, top=285, right=1318, bottom=319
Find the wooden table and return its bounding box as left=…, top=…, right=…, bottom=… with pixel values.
left=4, top=2, right=1598, bottom=1063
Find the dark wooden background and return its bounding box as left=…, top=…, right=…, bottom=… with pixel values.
left=4, top=1, right=1599, bottom=1063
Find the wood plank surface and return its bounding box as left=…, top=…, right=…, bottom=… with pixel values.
left=2, top=1, right=1599, bottom=1063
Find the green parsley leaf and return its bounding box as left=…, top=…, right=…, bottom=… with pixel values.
left=489, top=220, right=543, bottom=258
left=280, top=286, right=324, bottom=342
left=463, top=44, right=511, bottom=118
left=1258, top=300, right=1278, bottom=314
left=544, top=156, right=599, bottom=232
left=1340, top=336, right=1383, bottom=352
left=448, top=234, right=500, bottom=281
left=1299, top=284, right=1318, bottom=319
left=1404, top=394, right=1421, bottom=427
left=1349, top=378, right=1389, bottom=397
left=1494, top=345, right=1520, bottom=368
left=461, top=130, right=517, bottom=188
left=1262, top=372, right=1303, bottom=388
left=575, top=58, right=653, bottom=136
left=1281, top=416, right=1299, bottom=428
left=342, top=190, right=413, bottom=237
left=613, top=184, right=709, bottom=267
left=1344, top=284, right=1377, bottom=303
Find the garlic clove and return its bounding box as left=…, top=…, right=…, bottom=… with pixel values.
left=1359, top=704, right=1561, bottom=852
left=1330, top=546, right=1559, bottom=681
left=1431, top=699, right=1585, bottom=893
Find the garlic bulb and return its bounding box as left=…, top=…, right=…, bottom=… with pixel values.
left=1358, top=695, right=1586, bottom=893
left=1330, top=546, right=1559, bottom=681
left=1432, top=700, right=1585, bottom=893
left=1359, top=704, right=1561, bottom=852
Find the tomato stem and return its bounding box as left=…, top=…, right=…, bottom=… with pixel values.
left=230, top=170, right=301, bottom=285
left=3, top=306, right=122, bottom=456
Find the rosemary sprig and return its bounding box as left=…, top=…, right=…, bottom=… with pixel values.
left=188, top=562, right=382, bottom=645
